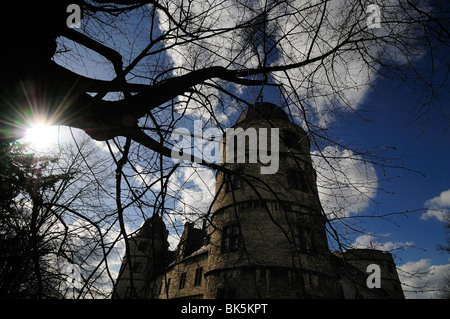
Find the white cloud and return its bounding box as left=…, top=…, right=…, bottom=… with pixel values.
left=133, top=163, right=216, bottom=250
left=312, top=146, right=378, bottom=218
left=172, top=163, right=216, bottom=225
left=268, top=0, right=379, bottom=127
left=155, top=0, right=263, bottom=120
left=398, top=259, right=450, bottom=299
left=351, top=233, right=414, bottom=252
left=133, top=164, right=163, bottom=191
left=93, top=139, right=122, bottom=155
left=268, top=0, right=428, bottom=128
left=156, top=0, right=429, bottom=130
left=157, top=0, right=261, bottom=71
left=421, top=188, right=450, bottom=222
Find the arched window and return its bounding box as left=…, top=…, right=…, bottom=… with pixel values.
left=225, top=175, right=243, bottom=192
left=194, top=267, right=203, bottom=286
left=222, top=224, right=241, bottom=252
left=283, top=131, right=301, bottom=150
left=293, top=226, right=314, bottom=253
left=287, top=169, right=309, bottom=193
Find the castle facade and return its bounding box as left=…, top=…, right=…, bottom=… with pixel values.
left=113, top=102, right=404, bottom=299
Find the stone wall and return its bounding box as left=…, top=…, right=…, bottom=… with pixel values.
left=113, top=103, right=405, bottom=300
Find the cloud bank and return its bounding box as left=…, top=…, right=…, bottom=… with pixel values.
left=421, top=188, right=450, bottom=222
left=398, top=259, right=450, bottom=299
left=312, top=145, right=378, bottom=218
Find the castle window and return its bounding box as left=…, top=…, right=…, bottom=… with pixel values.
left=257, top=269, right=268, bottom=287
left=138, top=241, right=148, bottom=252
left=283, top=131, right=300, bottom=150
left=287, top=169, right=309, bottom=193
left=132, top=262, right=142, bottom=273
left=165, top=278, right=171, bottom=294
left=216, top=288, right=237, bottom=299
left=272, top=201, right=281, bottom=211
left=202, top=235, right=210, bottom=247
left=216, top=288, right=225, bottom=299
left=179, top=272, right=186, bottom=289
left=318, top=276, right=330, bottom=289
left=293, top=226, right=314, bottom=253
left=125, top=286, right=133, bottom=298
left=194, top=267, right=203, bottom=286
left=387, top=264, right=394, bottom=273
left=226, top=175, right=243, bottom=192
left=222, top=224, right=241, bottom=252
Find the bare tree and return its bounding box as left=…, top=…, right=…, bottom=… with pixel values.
left=0, top=136, right=116, bottom=298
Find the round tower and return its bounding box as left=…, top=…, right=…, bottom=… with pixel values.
left=341, top=249, right=405, bottom=299
left=205, top=102, right=340, bottom=298
left=113, top=215, right=169, bottom=298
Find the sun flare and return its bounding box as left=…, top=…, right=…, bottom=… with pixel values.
left=23, top=122, right=59, bottom=150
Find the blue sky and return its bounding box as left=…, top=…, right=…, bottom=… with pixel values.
left=344, top=76, right=449, bottom=256
left=326, top=70, right=450, bottom=297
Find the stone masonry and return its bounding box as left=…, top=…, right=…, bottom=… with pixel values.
left=112, top=102, right=404, bottom=299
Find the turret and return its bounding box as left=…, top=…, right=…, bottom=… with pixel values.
left=113, top=215, right=170, bottom=298
left=205, top=102, right=340, bottom=298
left=112, top=102, right=405, bottom=300
left=335, top=249, right=405, bottom=299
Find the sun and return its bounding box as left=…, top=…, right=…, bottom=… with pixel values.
left=22, top=122, right=59, bottom=150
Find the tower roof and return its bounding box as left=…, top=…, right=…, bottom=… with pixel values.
left=135, top=214, right=165, bottom=238
left=235, top=102, right=289, bottom=125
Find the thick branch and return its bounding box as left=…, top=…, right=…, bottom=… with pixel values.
left=126, top=128, right=235, bottom=174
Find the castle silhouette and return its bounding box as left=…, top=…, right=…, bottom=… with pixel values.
left=113, top=102, right=404, bottom=299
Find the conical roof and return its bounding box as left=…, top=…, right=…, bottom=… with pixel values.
left=235, top=102, right=289, bottom=125
left=135, top=214, right=166, bottom=238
